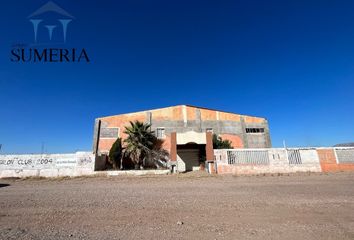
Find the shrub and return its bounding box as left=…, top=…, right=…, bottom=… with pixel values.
left=108, top=138, right=123, bottom=169
left=212, top=134, right=233, bottom=149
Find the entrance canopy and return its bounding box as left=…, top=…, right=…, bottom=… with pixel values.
left=176, top=131, right=207, bottom=145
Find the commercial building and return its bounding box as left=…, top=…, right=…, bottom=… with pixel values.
left=92, top=105, right=271, bottom=171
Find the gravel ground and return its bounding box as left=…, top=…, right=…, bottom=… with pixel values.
left=1, top=172, right=354, bottom=240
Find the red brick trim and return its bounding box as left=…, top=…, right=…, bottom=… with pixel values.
left=170, top=132, right=177, bottom=161
left=206, top=132, right=214, bottom=161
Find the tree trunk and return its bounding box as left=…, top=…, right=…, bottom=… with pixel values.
left=134, top=164, right=140, bottom=170
left=120, top=157, right=123, bottom=170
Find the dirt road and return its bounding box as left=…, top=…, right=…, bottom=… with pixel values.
left=1, top=172, right=354, bottom=240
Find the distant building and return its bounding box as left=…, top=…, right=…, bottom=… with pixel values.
left=92, top=105, right=271, bottom=171
left=334, top=143, right=354, bottom=147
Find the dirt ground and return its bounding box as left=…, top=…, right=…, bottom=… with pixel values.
left=1, top=172, right=354, bottom=240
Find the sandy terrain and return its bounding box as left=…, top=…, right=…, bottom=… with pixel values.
left=1, top=172, right=354, bottom=240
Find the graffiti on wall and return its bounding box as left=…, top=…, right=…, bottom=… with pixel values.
left=0, top=156, right=54, bottom=168
left=77, top=154, right=93, bottom=166
left=0, top=152, right=94, bottom=170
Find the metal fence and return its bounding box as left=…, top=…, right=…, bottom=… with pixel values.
left=217, top=147, right=354, bottom=167
left=214, top=147, right=354, bottom=175
left=227, top=150, right=269, bottom=165
left=287, top=149, right=302, bottom=165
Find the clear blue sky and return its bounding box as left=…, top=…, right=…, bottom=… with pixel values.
left=0, top=0, right=353, bottom=153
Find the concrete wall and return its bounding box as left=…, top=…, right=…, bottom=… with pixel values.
left=214, top=147, right=354, bottom=175
left=0, top=152, right=95, bottom=178
left=214, top=148, right=322, bottom=175
left=317, top=148, right=354, bottom=172
left=176, top=154, right=187, bottom=172
left=94, top=105, right=271, bottom=154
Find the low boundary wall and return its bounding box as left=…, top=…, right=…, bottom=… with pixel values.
left=1, top=147, right=353, bottom=178
left=214, top=147, right=354, bottom=175
left=0, top=152, right=95, bottom=178
left=318, top=148, right=354, bottom=172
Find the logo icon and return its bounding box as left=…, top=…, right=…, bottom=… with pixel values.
left=28, top=1, right=74, bottom=43
left=10, top=1, right=90, bottom=63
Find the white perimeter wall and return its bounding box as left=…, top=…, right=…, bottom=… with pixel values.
left=0, top=152, right=95, bottom=178
left=214, top=148, right=322, bottom=175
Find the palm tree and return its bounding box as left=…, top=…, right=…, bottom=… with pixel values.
left=123, top=121, right=157, bottom=169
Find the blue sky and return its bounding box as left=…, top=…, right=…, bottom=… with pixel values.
left=0, top=0, right=353, bottom=153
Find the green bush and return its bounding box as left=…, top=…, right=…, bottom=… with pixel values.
left=212, top=134, right=233, bottom=149
left=108, top=137, right=123, bottom=169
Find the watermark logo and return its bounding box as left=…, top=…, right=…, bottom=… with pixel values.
left=29, top=1, right=74, bottom=43
left=10, top=1, right=90, bottom=63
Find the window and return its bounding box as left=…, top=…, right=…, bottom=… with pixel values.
left=245, top=128, right=264, bottom=134
left=206, top=128, right=213, bottom=133
left=99, top=127, right=120, bottom=139
left=156, top=128, right=165, bottom=139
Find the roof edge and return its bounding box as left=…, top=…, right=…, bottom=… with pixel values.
left=96, top=104, right=267, bottom=120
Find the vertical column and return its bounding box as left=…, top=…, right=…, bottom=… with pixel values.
left=170, top=132, right=177, bottom=162
left=92, top=119, right=101, bottom=154
left=264, top=119, right=272, bottom=148
left=206, top=132, right=214, bottom=161
left=196, top=108, right=202, bottom=132
left=240, top=116, right=248, bottom=148
left=182, top=105, right=187, bottom=127
left=206, top=132, right=216, bottom=174
left=146, top=111, right=152, bottom=125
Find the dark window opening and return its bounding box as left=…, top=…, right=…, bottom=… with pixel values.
left=246, top=128, right=265, bottom=133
